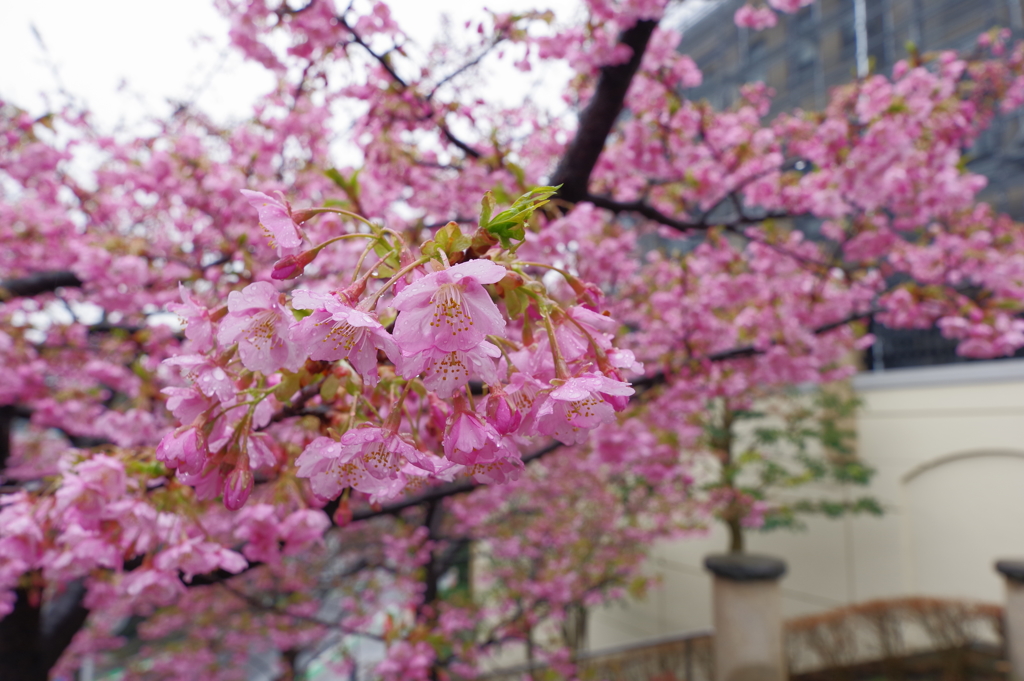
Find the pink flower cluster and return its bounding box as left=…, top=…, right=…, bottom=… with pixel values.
left=156, top=190, right=635, bottom=509
left=6, top=0, right=1024, bottom=677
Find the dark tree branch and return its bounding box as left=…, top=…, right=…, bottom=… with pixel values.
left=0, top=254, right=228, bottom=302
left=342, top=440, right=563, bottom=522
left=39, top=579, right=90, bottom=673
left=337, top=14, right=483, bottom=159
left=0, top=589, right=44, bottom=681
left=417, top=499, right=445, bottom=621
left=0, top=582, right=90, bottom=681
left=550, top=19, right=658, bottom=204
left=585, top=193, right=789, bottom=232
left=336, top=15, right=409, bottom=87
left=584, top=194, right=706, bottom=231
left=427, top=38, right=504, bottom=101
left=0, top=271, right=83, bottom=301
left=631, top=308, right=880, bottom=391
left=438, top=124, right=483, bottom=159
left=0, top=406, right=13, bottom=475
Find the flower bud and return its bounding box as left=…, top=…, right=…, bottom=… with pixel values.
left=271, top=249, right=318, bottom=280
left=333, top=498, right=352, bottom=526
left=484, top=391, right=522, bottom=435
left=223, top=467, right=254, bottom=510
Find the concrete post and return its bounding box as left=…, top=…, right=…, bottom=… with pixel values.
left=996, top=560, right=1024, bottom=681
left=704, top=553, right=788, bottom=681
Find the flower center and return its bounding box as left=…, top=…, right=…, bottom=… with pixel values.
left=430, top=283, right=473, bottom=336
left=246, top=310, right=281, bottom=351
left=318, top=317, right=361, bottom=353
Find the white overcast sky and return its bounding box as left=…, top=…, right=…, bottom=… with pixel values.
left=0, top=1, right=719, bottom=132
left=0, top=0, right=581, bottom=130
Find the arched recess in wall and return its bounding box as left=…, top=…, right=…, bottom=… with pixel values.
left=901, top=449, right=1024, bottom=602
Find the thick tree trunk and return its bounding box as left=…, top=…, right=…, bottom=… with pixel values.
left=0, top=582, right=90, bottom=681
left=727, top=516, right=745, bottom=554
left=0, top=589, right=46, bottom=681
left=550, top=19, right=659, bottom=204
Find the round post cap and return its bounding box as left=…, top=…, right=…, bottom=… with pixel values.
left=996, top=560, right=1024, bottom=583
left=704, top=553, right=787, bottom=581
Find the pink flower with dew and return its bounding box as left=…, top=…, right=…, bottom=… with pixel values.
left=296, top=429, right=435, bottom=500
left=240, top=189, right=303, bottom=253
left=153, top=537, right=247, bottom=582
left=167, top=283, right=215, bottom=352
left=483, top=388, right=522, bottom=436
left=164, top=355, right=235, bottom=403
left=535, top=374, right=635, bottom=445
left=363, top=462, right=434, bottom=505
left=233, top=504, right=282, bottom=563
left=392, top=260, right=507, bottom=354
left=160, top=387, right=210, bottom=426
left=271, top=249, right=317, bottom=280
left=156, top=428, right=206, bottom=476
left=503, top=371, right=547, bottom=424
left=469, top=445, right=523, bottom=483
left=54, top=455, right=128, bottom=521
left=507, top=340, right=557, bottom=382
left=399, top=341, right=501, bottom=398
left=223, top=468, right=254, bottom=510
left=121, top=569, right=184, bottom=607
left=178, top=466, right=224, bottom=501
left=444, top=409, right=507, bottom=466
left=462, top=454, right=525, bottom=484
left=279, top=509, right=329, bottom=555
left=218, top=281, right=303, bottom=375
left=247, top=431, right=277, bottom=469
left=290, top=289, right=400, bottom=386
left=557, top=306, right=618, bottom=359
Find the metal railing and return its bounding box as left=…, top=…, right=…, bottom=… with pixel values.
left=484, top=597, right=1005, bottom=681
left=481, top=629, right=714, bottom=681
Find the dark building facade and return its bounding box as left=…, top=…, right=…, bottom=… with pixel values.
left=675, top=0, right=1024, bottom=369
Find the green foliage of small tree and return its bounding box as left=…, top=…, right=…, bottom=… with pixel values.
left=700, top=384, right=883, bottom=553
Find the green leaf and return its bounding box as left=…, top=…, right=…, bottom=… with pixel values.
left=503, top=288, right=530, bottom=318
left=320, top=375, right=340, bottom=402
left=324, top=168, right=346, bottom=187
left=480, top=186, right=559, bottom=250
left=274, top=372, right=301, bottom=402
left=325, top=168, right=361, bottom=201
left=439, top=222, right=472, bottom=253
left=371, top=238, right=400, bottom=276
left=480, top=192, right=496, bottom=227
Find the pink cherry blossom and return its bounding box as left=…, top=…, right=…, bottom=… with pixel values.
left=164, top=355, right=236, bottom=403
left=218, top=281, right=303, bottom=375
left=734, top=4, right=778, bottom=30
left=240, top=189, right=303, bottom=252
left=399, top=341, right=502, bottom=398
left=155, top=429, right=206, bottom=476
left=535, top=374, right=635, bottom=444
left=768, top=0, right=814, bottom=11
left=223, top=468, right=254, bottom=510
left=443, top=408, right=518, bottom=467
left=392, top=260, right=507, bottom=354
left=483, top=388, right=523, bottom=435
left=8, top=0, right=1024, bottom=677
left=296, top=428, right=435, bottom=500
left=290, top=289, right=400, bottom=385
left=167, top=282, right=215, bottom=352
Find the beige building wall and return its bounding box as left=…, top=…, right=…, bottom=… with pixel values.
left=589, top=359, right=1024, bottom=651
